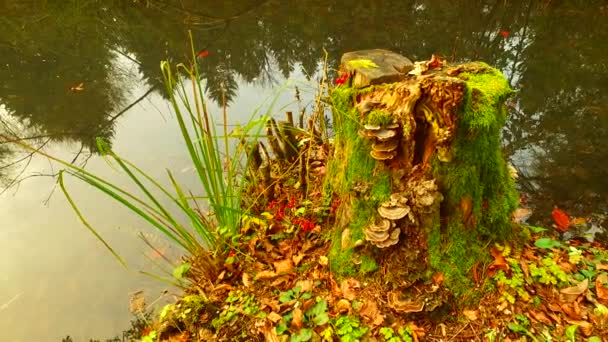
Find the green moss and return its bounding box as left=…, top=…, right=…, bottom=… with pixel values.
left=327, top=85, right=391, bottom=277
left=359, top=255, right=379, bottom=275
left=365, top=109, right=393, bottom=126
left=429, top=63, right=518, bottom=302
left=328, top=63, right=518, bottom=302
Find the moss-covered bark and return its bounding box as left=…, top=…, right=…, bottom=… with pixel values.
left=325, top=51, right=518, bottom=311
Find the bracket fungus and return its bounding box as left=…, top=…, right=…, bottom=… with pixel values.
left=364, top=218, right=400, bottom=248
left=359, top=124, right=401, bottom=161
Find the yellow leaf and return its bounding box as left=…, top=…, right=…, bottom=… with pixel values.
left=347, top=59, right=379, bottom=69
left=261, top=212, right=274, bottom=220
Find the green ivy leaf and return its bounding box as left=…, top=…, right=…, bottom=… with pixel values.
left=290, top=328, right=313, bottom=342
left=347, top=59, right=379, bottom=69
left=276, top=321, right=288, bottom=335
left=528, top=226, right=547, bottom=233
left=172, top=262, right=191, bottom=279
left=507, top=323, right=527, bottom=333
left=534, top=238, right=563, bottom=249
left=564, top=324, right=578, bottom=342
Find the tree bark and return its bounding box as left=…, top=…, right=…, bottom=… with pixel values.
left=326, top=50, right=518, bottom=311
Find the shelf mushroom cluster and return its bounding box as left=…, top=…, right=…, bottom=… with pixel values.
left=358, top=123, right=401, bottom=161
left=364, top=193, right=412, bottom=248
left=364, top=179, right=442, bottom=248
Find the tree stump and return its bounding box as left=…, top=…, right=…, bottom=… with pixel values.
left=326, top=50, right=518, bottom=311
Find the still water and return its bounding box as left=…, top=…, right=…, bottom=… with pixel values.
left=1, top=1, right=606, bottom=340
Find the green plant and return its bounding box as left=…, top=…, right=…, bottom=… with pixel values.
left=276, top=296, right=330, bottom=340
left=333, top=316, right=368, bottom=342
left=0, top=34, right=269, bottom=274
left=529, top=255, right=568, bottom=286
left=212, top=290, right=263, bottom=329
left=378, top=326, right=413, bottom=342
left=493, top=258, right=530, bottom=303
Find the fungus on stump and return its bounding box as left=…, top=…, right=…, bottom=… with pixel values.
left=326, top=49, right=518, bottom=312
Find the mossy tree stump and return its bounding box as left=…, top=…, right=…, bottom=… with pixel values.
left=326, top=49, right=518, bottom=312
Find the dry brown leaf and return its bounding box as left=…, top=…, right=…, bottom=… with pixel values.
left=359, top=300, right=384, bottom=326
left=559, top=261, right=577, bottom=273
left=260, top=321, right=280, bottom=342
left=69, top=82, right=85, bottom=92
left=292, top=253, right=305, bottom=266
left=318, top=256, right=329, bottom=266
left=432, top=272, right=444, bottom=286
left=512, top=207, right=532, bottom=223
left=291, top=307, right=303, bottom=330
left=254, top=270, right=277, bottom=280
left=336, top=299, right=351, bottom=315
left=596, top=263, right=608, bottom=271
left=565, top=320, right=594, bottom=337
left=260, top=298, right=281, bottom=313
left=560, top=278, right=588, bottom=303
left=267, top=312, right=282, bottom=323
left=167, top=331, right=189, bottom=342
left=561, top=303, right=583, bottom=320
left=242, top=273, right=251, bottom=287
left=295, top=279, right=313, bottom=293
left=341, top=278, right=360, bottom=300
left=528, top=310, right=552, bottom=325
left=273, top=259, right=294, bottom=275
left=596, top=273, right=608, bottom=304
left=128, top=290, right=146, bottom=315
left=462, top=309, right=479, bottom=321
left=520, top=259, right=530, bottom=279
left=488, top=247, right=509, bottom=276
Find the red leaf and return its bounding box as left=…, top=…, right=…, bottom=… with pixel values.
left=499, top=30, right=510, bottom=38
left=552, top=207, right=571, bottom=232
left=196, top=50, right=210, bottom=58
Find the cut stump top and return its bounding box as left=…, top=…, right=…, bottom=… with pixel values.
left=340, top=49, right=414, bottom=88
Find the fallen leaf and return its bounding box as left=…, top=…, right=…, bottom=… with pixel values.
left=273, top=259, right=294, bottom=275
left=528, top=310, right=552, bottom=325
left=595, top=274, right=608, bottom=304
left=336, top=299, right=351, bottom=314
left=571, top=217, right=587, bottom=226
left=512, top=207, right=532, bottom=223
left=295, top=279, right=313, bottom=293
left=196, top=50, right=210, bottom=58
left=69, top=82, right=85, bottom=92
left=291, top=307, right=303, bottom=330
left=341, top=278, right=360, bottom=300
left=552, top=207, right=571, bottom=232
left=260, top=321, right=280, bottom=342
left=242, top=273, right=251, bottom=287
left=347, top=59, right=379, bottom=69
left=463, top=309, right=479, bottom=321
left=359, top=300, right=384, bottom=326
left=292, top=253, right=305, bottom=266
left=565, top=320, right=594, bottom=337
left=267, top=312, right=282, bottom=323
left=432, top=272, right=444, bottom=286
left=318, top=256, right=329, bottom=266
left=427, top=54, right=444, bottom=69
left=254, top=270, right=277, bottom=280
left=499, top=30, right=510, bottom=38
left=596, top=263, right=608, bottom=271
left=488, top=247, right=509, bottom=276
left=128, top=290, right=146, bottom=315
left=560, top=279, right=588, bottom=303
left=561, top=303, right=583, bottom=320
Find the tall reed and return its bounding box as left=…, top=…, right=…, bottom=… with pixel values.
left=0, top=36, right=268, bottom=267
